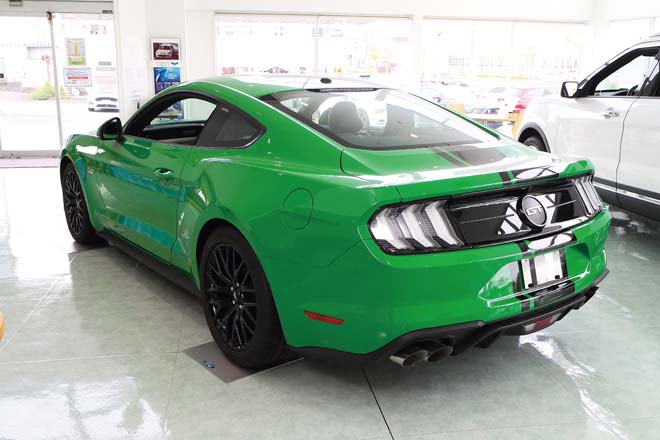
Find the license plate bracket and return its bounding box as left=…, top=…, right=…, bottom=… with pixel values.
left=520, top=250, right=567, bottom=290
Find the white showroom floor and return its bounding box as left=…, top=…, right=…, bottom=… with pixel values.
left=1, top=167, right=660, bottom=440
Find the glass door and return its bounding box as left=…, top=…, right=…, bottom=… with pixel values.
left=0, top=15, right=61, bottom=154
left=52, top=13, right=119, bottom=144
left=0, top=11, right=118, bottom=157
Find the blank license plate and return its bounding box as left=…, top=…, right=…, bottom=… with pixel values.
left=520, top=250, right=566, bottom=289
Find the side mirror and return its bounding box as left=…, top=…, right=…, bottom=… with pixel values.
left=561, top=81, right=580, bottom=98
left=97, top=117, right=123, bottom=141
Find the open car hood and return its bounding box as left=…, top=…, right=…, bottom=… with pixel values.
left=340, top=140, right=594, bottom=201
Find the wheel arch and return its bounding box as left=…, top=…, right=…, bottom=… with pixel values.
left=195, top=217, right=242, bottom=268
left=189, top=210, right=271, bottom=289
left=517, top=123, right=550, bottom=152
left=59, top=155, right=73, bottom=178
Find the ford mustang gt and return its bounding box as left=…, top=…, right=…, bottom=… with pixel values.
left=60, top=75, right=610, bottom=368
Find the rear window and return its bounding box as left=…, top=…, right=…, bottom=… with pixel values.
left=262, top=88, right=497, bottom=150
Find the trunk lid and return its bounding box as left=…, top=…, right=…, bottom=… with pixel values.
left=340, top=140, right=593, bottom=201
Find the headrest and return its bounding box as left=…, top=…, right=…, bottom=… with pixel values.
left=328, top=101, right=363, bottom=134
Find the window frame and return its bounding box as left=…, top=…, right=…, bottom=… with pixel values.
left=579, top=46, right=660, bottom=98
left=122, top=90, right=266, bottom=149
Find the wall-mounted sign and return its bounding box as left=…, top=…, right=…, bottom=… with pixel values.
left=151, top=38, right=180, bottom=63
left=153, top=66, right=180, bottom=94
left=66, top=38, right=86, bottom=66
left=63, top=67, right=92, bottom=87
left=150, top=38, right=181, bottom=94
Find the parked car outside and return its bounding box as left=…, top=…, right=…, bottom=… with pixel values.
left=87, top=93, right=120, bottom=112
left=511, top=87, right=555, bottom=114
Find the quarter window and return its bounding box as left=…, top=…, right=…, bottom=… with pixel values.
left=196, top=105, right=262, bottom=148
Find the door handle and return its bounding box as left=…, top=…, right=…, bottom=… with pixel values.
left=154, top=168, right=175, bottom=179
left=601, top=108, right=620, bottom=119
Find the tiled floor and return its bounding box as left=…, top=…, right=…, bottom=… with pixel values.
left=1, top=167, right=660, bottom=440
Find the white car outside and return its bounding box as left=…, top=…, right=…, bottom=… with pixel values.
left=88, top=94, right=119, bottom=112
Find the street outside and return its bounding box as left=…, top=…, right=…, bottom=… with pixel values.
left=0, top=91, right=117, bottom=153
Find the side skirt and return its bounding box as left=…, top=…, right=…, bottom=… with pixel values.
left=99, top=232, right=200, bottom=296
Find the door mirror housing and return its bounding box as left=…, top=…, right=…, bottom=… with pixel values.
left=561, top=81, right=580, bottom=98
left=97, top=117, right=123, bottom=141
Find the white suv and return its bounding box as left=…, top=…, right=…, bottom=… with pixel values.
left=517, top=34, right=660, bottom=221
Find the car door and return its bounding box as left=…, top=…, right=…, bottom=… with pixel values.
left=616, top=51, right=660, bottom=219
left=94, top=92, right=217, bottom=261
left=554, top=46, right=659, bottom=191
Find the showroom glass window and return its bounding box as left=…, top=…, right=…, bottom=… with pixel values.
left=420, top=19, right=589, bottom=104
left=607, top=19, right=656, bottom=55
left=215, top=14, right=316, bottom=75
left=215, top=14, right=413, bottom=86
left=316, top=16, right=413, bottom=86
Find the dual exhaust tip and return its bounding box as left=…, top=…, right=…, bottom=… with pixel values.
left=389, top=341, right=453, bottom=367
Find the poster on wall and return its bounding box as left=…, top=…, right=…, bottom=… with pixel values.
left=153, top=66, right=181, bottom=94
left=151, top=38, right=180, bottom=63
left=66, top=38, right=87, bottom=66
left=63, top=67, right=92, bottom=87
left=150, top=38, right=181, bottom=94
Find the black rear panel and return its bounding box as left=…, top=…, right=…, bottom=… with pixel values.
left=448, top=179, right=590, bottom=246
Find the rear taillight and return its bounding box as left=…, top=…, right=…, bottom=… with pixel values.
left=513, top=101, right=526, bottom=113
left=368, top=200, right=464, bottom=254
left=574, top=175, right=603, bottom=217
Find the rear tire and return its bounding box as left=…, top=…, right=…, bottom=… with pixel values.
left=200, top=226, right=288, bottom=368
left=523, top=135, right=547, bottom=152
left=61, top=162, right=103, bottom=244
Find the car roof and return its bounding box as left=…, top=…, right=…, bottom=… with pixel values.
left=199, top=75, right=385, bottom=98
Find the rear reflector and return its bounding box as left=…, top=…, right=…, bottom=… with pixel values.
left=522, top=313, right=560, bottom=333
left=304, top=311, right=344, bottom=325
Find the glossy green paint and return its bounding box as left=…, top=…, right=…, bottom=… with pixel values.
left=61, top=76, right=611, bottom=355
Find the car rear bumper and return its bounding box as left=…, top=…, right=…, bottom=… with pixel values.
left=293, top=269, right=607, bottom=366
left=272, top=209, right=610, bottom=357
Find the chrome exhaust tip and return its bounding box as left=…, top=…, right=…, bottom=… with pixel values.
left=417, top=341, right=453, bottom=363
left=389, top=345, right=429, bottom=367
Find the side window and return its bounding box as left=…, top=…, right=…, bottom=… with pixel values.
left=124, top=95, right=217, bottom=145
left=150, top=98, right=215, bottom=125
left=592, top=50, right=660, bottom=97
left=196, top=104, right=262, bottom=148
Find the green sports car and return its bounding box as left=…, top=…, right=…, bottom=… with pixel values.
left=60, top=75, right=610, bottom=368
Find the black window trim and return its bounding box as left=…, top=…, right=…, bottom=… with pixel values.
left=260, top=89, right=499, bottom=151
left=122, top=90, right=266, bottom=149
left=579, top=46, right=660, bottom=98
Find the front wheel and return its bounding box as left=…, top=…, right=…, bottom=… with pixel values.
left=200, top=227, right=288, bottom=368
left=61, top=162, right=103, bottom=244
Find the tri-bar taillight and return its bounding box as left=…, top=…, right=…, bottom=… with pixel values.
left=574, top=175, right=603, bottom=217
left=369, top=174, right=604, bottom=255
left=368, top=200, right=463, bottom=254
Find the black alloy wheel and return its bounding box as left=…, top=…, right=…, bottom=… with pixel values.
left=200, top=226, right=287, bottom=368
left=61, top=162, right=102, bottom=244
left=63, top=168, right=85, bottom=236
left=206, top=244, right=257, bottom=350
